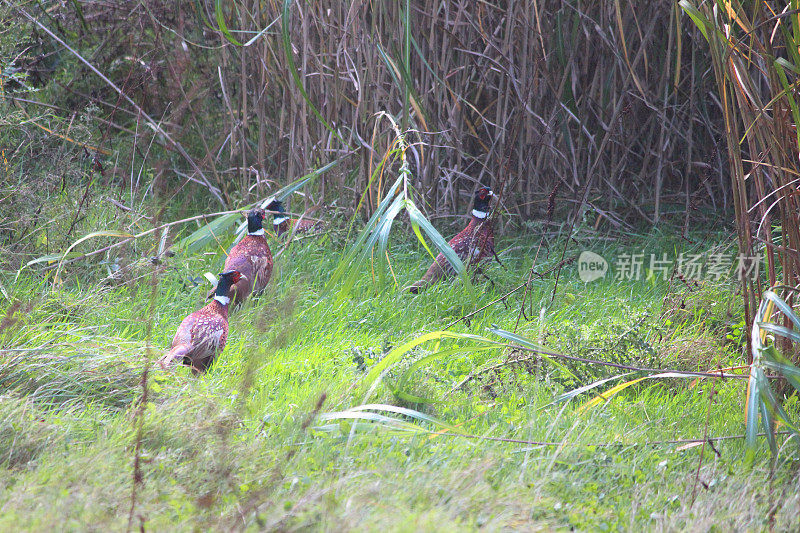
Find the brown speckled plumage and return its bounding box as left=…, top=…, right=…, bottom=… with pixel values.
left=224, top=237, right=272, bottom=305
left=223, top=209, right=273, bottom=306
left=275, top=217, right=324, bottom=237
left=160, top=270, right=242, bottom=373
left=409, top=187, right=496, bottom=293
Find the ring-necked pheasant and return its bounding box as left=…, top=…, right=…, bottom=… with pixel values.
left=267, top=199, right=324, bottom=237
left=408, top=186, right=496, bottom=293
left=159, top=269, right=244, bottom=373
left=209, top=208, right=274, bottom=306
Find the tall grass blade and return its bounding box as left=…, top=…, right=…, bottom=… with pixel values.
left=745, top=288, right=800, bottom=459
left=215, top=0, right=243, bottom=45
left=555, top=374, right=633, bottom=404
left=316, top=403, right=457, bottom=435
left=578, top=373, right=698, bottom=413
left=402, top=0, right=410, bottom=131
left=362, top=330, right=502, bottom=394
left=53, top=231, right=134, bottom=283
left=678, top=1, right=710, bottom=41
left=486, top=327, right=575, bottom=377
left=756, top=322, right=800, bottom=344
left=389, top=345, right=498, bottom=403
left=762, top=291, right=800, bottom=331
left=179, top=159, right=342, bottom=253
left=326, top=176, right=404, bottom=296
left=405, top=201, right=467, bottom=276
left=761, top=346, right=800, bottom=392
left=754, top=366, right=778, bottom=454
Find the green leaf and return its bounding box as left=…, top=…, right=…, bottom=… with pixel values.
left=405, top=201, right=465, bottom=276
left=244, top=25, right=274, bottom=47
left=554, top=373, right=633, bottom=404
left=376, top=194, right=407, bottom=286
left=22, top=252, right=85, bottom=270
left=756, top=322, right=800, bottom=344
left=745, top=288, right=800, bottom=460
left=754, top=366, right=777, bottom=454
left=745, top=369, right=760, bottom=459
left=756, top=366, right=800, bottom=439
left=578, top=372, right=701, bottom=413
left=351, top=404, right=457, bottom=430
left=215, top=0, right=243, bottom=46
left=316, top=403, right=458, bottom=435
left=362, top=330, right=503, bottom=395
left=772, top=61, right=800, bottom=154
left=761, top=345, right=800, bottom=394
left=316, top=411, right=423, bottom=432
left=762, top=291, right=800, bottom=331
left=406, top=199, right=475, bottom=295
left=180, top=159, right=342, bottom=253
left=775, top=57, right=800, bottom=76
left=192, top=0, right=215, bottom=29
left=177, top=212, right=241, bottom=254
left=375, top=42, right=403, bottom=100
left=486, top=327, right=577, bottom=379
left=406, top=207, right=436, bottom=261
left=325, top=176, right=405, bottom=296
left=388, top=345, right=498, bottom=403
left=678, top=1, right=710, bottom=41
left=402, top=0, right=411, bottom=130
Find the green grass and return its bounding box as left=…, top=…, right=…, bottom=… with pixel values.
left=0, top=220, right=796, bottom=531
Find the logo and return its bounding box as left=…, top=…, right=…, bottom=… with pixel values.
left=578, top=251, right=608, bottom=282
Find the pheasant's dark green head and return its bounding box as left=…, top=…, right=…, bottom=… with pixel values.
left=215, top=270, right=245, bottom=302
left=268, top=199, right=289, bottom=225
left=473, top=186, right=494, bottom=216
left=246, top=209, right=266, bottom=234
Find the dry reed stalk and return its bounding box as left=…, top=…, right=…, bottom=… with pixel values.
left=17, top=0, right=720, bottom=224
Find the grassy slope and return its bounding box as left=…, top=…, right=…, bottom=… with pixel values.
left=0, top=220, right=797, bottom=531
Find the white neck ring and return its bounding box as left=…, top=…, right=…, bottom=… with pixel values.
left=248, top=228, right=265, bottom=236
left=214, top=295, right=231, bottom=306
left=472, top=209, right=488, bottom=219
left=273, top=216, right=289, bottom=225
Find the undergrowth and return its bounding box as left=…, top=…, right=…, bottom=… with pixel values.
left=0, top=209, right=797, bottom=531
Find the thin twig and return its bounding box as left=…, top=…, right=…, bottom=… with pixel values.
left=19, top=209, right=241, bottom=274
left=506, top=344, right=751, bottom=379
